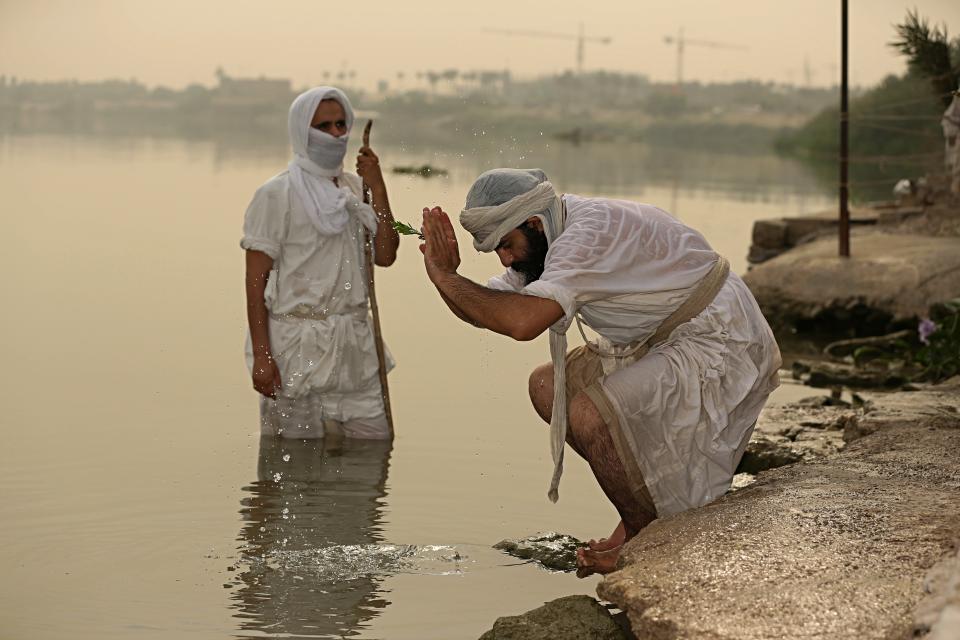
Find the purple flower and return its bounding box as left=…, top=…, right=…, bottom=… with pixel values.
left=918, top=318, right=937, bottom=345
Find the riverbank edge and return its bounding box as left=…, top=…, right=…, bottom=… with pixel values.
left=741, top=200, right=960, bottom=336
left=596, top=378, right=960, bottom=639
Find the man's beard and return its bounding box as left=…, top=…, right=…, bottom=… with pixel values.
left=513, top=224, right=549, bottom=285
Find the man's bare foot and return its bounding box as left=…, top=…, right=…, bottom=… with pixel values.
left=576, top=545, right=622, bottom=578
left=587, top=520, right=626, bottom=552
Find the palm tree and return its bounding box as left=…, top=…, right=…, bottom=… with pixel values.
left=890, top=9, right=960, bottom=107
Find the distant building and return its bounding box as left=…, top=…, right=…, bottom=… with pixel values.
left=213, top=67, right=292, bottom=105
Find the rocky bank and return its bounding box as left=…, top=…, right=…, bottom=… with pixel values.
left=597, top=379, right=960, bottom=640
left=479, top=381, right=960, bottom=639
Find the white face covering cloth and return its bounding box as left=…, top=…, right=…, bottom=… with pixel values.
left=286, top=86, right=377, bottom=236
left=306, top=128, right=349, bottom=171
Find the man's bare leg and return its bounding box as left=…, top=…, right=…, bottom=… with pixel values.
left=529, top=363, right=588, bottom=459
left=567, top=392, right=655, bottom=575
left=528, top=364, right=655, bottom=575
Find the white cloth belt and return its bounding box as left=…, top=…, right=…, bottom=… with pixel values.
left=270, top=307, right=368, bottom=322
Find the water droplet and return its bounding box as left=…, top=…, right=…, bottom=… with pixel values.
left=344, top=283, right=352, bottom=290
left=282, top=453, right=291, bottom=462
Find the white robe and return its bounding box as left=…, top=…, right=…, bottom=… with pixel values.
left=241, top=171, right=390, bottom=421
left=489, top=194, right=781, bottom=517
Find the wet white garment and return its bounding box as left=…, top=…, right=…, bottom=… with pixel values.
left=258, top=396, right=392, bottom=439
left=241, top=170, right=392, bottom=424
left=489, top=194, right=781, bottom=516
left=942, top=91, right=960, bottom=193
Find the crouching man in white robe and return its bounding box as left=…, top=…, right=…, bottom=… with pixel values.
left=419, top=168, right=781, bottom=575
left=242, top=87, right=399, bottom=440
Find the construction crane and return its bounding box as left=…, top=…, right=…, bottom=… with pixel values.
left=484, top=24, right=612, bottom=75
left=663, top=28, right=748, bottom=87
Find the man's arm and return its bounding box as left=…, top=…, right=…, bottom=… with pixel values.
left=431, top=272, right=562, bottom=340
left=357, top=146, right=400, bottom=266
left=438, top=289, right=481, bottom=327
left=420, top=207, right=563, bottom=341
left=245, top=250, right=282, bottom=398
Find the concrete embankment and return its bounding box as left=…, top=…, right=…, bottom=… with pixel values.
left=742, top=204, right=960, bottom=332
left=597, top=380, right=960, bottom=640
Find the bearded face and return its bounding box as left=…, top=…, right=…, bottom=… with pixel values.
left=511, top=223, right=550, bottom=285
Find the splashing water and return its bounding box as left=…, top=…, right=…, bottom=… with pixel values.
left=241, top=544, right=468, bottom=581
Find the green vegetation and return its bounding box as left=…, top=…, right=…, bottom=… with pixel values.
left=391, top=220, right=423, bottom=239
left=775, top=72, right=944, bottom=158
left=775, top=10, right=959, bottom=201
left=890, top=9, right=960, bottom=108
left=850, top=300, right=960, bottom=384
left=391, top=164, right=448, bottom=178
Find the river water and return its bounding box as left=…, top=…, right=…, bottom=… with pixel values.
left=0, top=132, right=832, bottom=639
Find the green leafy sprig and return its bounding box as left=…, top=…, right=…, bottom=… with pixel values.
left=392, top=220, right=424, bottom=239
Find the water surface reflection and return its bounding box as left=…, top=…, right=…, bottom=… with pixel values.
left=231, top=437, right=393, bottom=638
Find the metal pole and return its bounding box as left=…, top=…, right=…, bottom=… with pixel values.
left=839, top=0, right=850, bottom=257
left=677, top=28, right=685, bottom=88
left=577, top=22, right=584, bottom=74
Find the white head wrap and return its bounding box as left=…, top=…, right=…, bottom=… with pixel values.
left=287, top=86, right=377, bottom=236
left=459, top=169, right=571, bottom=502
left=460, top=168, right=564, bottom=250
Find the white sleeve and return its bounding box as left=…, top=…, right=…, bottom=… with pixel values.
left=487, top=268, right=526, bottom=292
left=240, top=178, right=287, bottom=260
left=520, top=205, right=613, bottom=326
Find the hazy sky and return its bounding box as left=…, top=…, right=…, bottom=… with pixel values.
left=1, top=0, right=958, bottom=90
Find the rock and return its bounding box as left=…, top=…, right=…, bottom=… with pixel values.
left=598, top=379, right=960, bottom=640
left=797, top=393, right=851, bottom=408
left=743, top=231, right=960, bottom=333
left=911, top=548, right=960, bottom=640
left=746, top=211, right=878, bottom=265
left=736, top=438, right=803, bottom=474
left=747, top=245, right=784, bottom=264
left=842, top=414, right=879, bottom=443
left=751, top=219, right=788, bottom=251
left=752, top=398, right=850, bottom=461
left=729, top=473, right=757, bottom=491
left=493, top=532, right=583, bottom=572
left=877, top=207, right=926, bottom=228
left=478, top=595, right=629, bottom=640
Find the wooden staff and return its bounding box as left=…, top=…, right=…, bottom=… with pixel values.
left=361, top=119, right=394, bottom=431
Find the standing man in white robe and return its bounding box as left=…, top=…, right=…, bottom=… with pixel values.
left=242, top=87, right=399, bottom=440
left=419, top=168, right=781, bottom=575
left=942, top=86, right=960, bottom=195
